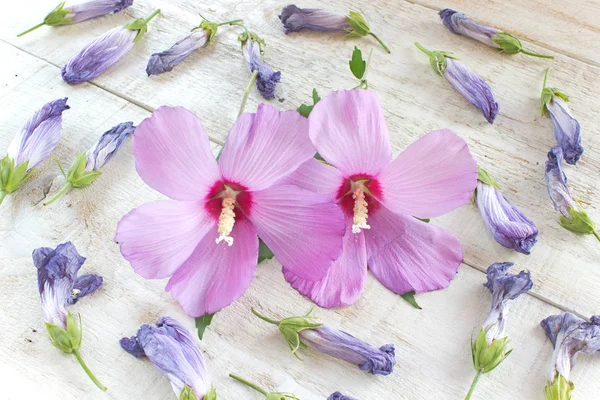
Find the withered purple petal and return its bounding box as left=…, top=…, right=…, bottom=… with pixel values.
left=85, top=121, right=134, bottom=171
left=68, top=0, right=133, bottom=24
left=279, top=4, right=349, bottom=34
left=242, top=40, right=281, bottom=99
left=439, top=9, right=499, bottom=48
left=146, top=30, right=209, bottom=76
left=328, top=392, right=359, bottom=400
left=545, top=147, right=576, bottom=218
left=546, top=97, right=583, bottom=165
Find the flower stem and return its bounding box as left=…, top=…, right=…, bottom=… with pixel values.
left=543, top=67, right=550, bottom=89
left=238, top=70, right=258, bottom=118
left=251, top=307, right=280, bottom=325
left=0, top=190, right=6, bottom=205
left=217, top=19, right=244, bottom=26
left=593, top=231, right=600, bottom=242
left=229, top=373, right=268, bottom=395
left=144, top=9, right=161, bottom=23
left=17, top=22, right=45, bottom=37
left=73, top=349, right=107, bottom=391
left=520, top=49, right=555, bottom=59
left=465, top=370, right=483, bottom=400
left=414, top=42, right=432, bottom=56
left=369, top=32, right=390, bottom=53
left=43, top=182, right=72, bottom=206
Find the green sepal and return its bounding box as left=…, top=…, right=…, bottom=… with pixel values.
left=278, top=308, right=322, bottom=357
left=345, top=11, right=370, bottom=36
left=400, top=291, right=422, bottom=309
left=43, top=1, right=73, bottom=26
left=541, top=88, right=570, bottom=116
left=477, top=167, right=500, bottom=189
left=258, top=239, right=274, bottom=263
left=297, top=88, right=321, bottom=118
left=544, top=372, right=574, bottom=400
left=195, top=18, right=219, bottom=42
left=0, top=156, right=31, bottom=194
left=492, top=32, right=523, bottom=54
left=46, top=312, right=82, bottom=354
left=471, top=327, right=512, bottom=373
left=195, top=313, right=215, bottom=340
left=559, top=203, right=597, bottom=235
left=125, top=9, right=160, bottom=43
left=179, top=385, right=199, bottom=400
left=204, top=386, right=217, bottom=400
left=238, top=31, right=266, bottom=54
left=65, top=152, right=102, bottom=188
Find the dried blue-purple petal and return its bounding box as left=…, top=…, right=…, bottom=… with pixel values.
left=328, top=392, right=358, bottom=400
left=147, top=30, right=209, bottom=76
left=68, top=0, right=133, bottom=23
left=279, top=5, right=349, bottom=33
left=120, top=317, right=215, bottom=399
left=439, top=9, right=499, bottom=48
left=546, top=98, right=582, bottom=165
left=241, top=36, right=281, bottom=99
left=476, top=180, right=538, bottom=254
left=545, top=147, right=575, bottom=218
left=85, top=121, right=134, bottom=171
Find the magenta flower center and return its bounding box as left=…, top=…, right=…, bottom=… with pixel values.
left=205, top=180, right=253, bottom=246
left=336, top=175, right=383, bottom=234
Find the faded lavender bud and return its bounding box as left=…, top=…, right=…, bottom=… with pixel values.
left=17, top=0, right=133, bottom=37
left=545, top=147, right=599, bottom=241
left=147, top=30, right=209, bottom=76
left=0, top=98, right=69, bottom=205
left=438, top=9, right=554, bottom=59
left=466, top=262, right=531, bottom=400
left=240, top=32, right=281, bottom=99
left=541, top=69, right=582, bottom=165
left=120, top=317, right=216, bottom=399
left=540, top=313, right=600, bottom=400
left=279, top=5, right=390, bottom=53
left=252, top=308, right=395, bottom=375
left=61, top=9, right=160, bottom=84
left=33, top=242, right=105, bottom=390
left=475, top=170, right=538, bottom=254
left=415, top=42, right=498, bottom=123
left=328, top=393, right=358, bottom=400
left=44, top=121, right=134, bottom=206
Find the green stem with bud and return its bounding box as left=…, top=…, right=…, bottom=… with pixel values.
left=465, top=370, right=483, bottom=400
left=369, top=32, right=390, bottom=53
left=229, top=373, right=268, bottom=395
left=251, top=308, right=280, bottom=325
left=17, top=22, right=45, bottom=37
left=73, top=349, right=107, bottom=391
left=144, top=9, right=161, bottom=24
left=217, top=19, right=244, bottom=27
left=520, top=49, right=554, bottom=59
left=238, top=70, right=259, bottom=118
left=414, top=42, right=432, bottom=56
left=43, top=182, right=72, bottom=206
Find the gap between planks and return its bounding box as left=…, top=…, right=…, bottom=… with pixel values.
left=403, top=0, right=600, bottom=69
left=0, top=37, right=582, bottom=320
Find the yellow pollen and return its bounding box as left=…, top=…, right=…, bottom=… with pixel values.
left=216, top=197, right=236, bottom=246
left=352, top=188, right=371, bottom=234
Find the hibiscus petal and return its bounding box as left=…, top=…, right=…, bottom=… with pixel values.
left=248, top=184, right=345, bottom=281
left=165, top=219, right=258, bottom=316
left=377, top=129, right=477, bottom=219
left=364, top=205, right=463, bottom=294
left=219, top=104, right=314, bottom=191
left=282, top=157, right=343, bottom=200
left=283, top=218, right=367, bottom=308
left=133, top=106, right=220, bottom=200
left=115, top=200, right=215, bottom=279
left=309, top=90, right=391, bottom=176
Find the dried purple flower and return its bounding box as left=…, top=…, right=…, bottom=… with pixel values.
left=415, top=42, right=498, bottom=123
left=466, top=262, right=532, bottom=400
left=120, top=317, right=216, bottom=399
left=279, top=5, right=390, bottom=53
left=44, top=121, right=134, bottom=206
left=475, top=169, right=538, bottom=254
left=545, top=147, right=599, bottom=241
left=328, top=393, right=358, bottom=400
left=61, top=9, right=160, bottom=84
left=541, top=68, right=583, bottom=165
left=0, top=98, right=69, bottom=205
left=540, top=312, right=600, bottom=399
left=33, top=242, right=105, bottom=390
left=438, top=9, right=554, bottom=59
left=147, top=30, right=209, bottom=76
left=252, top=308, right=395, bottom=376
left=17, top=0, right=133, bottom=37
left=239, top=32, right=281, bottom=99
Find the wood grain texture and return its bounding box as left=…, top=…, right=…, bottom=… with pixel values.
left=1, top=0, right=600, bottom=398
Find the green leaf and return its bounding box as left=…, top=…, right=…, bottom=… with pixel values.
left=71, top=171, right=103, bottom=188
left=414, top=217, right=430, bottom=223
left=296, top=88, right=321, bottom=118
left=195, top=313, right=215, bottom=340
left=349, top=46, right=366, bottom=80
left=400, top=291, right=422, bottom=309
left=258, top=239, right=274, bottom=263
left=312, top=88, right=321, bottom=104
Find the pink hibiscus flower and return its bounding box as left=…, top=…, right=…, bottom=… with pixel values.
left=283, top=89, right=478, bottom=308
left=115, top=105, right=345, bottom=317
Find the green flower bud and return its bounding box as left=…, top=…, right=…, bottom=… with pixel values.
left=345, top=11, right=370, bottom=36
left=46, top=312, right=82, bottom=354
left=471, top=327, right=512, bottom=373
left=43, top=1, right=73, bottom=26
left=544, top=373, right=574, bottom=400
left=492, top=32, right=522, bottom=54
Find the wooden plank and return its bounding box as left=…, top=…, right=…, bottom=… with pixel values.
left=2, top=1, right=600, bottom=315
left=406, top=0, right=600, bottom=66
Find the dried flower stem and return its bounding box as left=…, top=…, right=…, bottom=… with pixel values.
left=369, top=32, right=390, bottom=53
left=251, top=307, right=280, bottom=325
left=17, top=22, right=45, bottom=37
left=465, top=370, right=482, bottom=400
left=238, top=70, right=259, bottom=117
left=73, top=349, right=107, bottom=391
left=229, top=373, right=268, bottom=395
left=43, top=182, right=72, bottom=206
left=520, top=49, right=554, bottom=59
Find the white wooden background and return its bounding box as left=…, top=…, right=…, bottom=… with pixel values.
left=1, top=0, right=600, bottom=399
